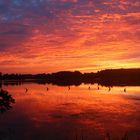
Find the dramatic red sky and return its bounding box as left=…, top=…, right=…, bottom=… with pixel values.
left=0, top=0, right=140, bottom=73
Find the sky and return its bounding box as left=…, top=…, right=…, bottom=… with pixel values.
left=0, top=0, right=140, bottom=73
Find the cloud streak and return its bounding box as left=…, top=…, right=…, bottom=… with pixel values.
left=0, top=0, right=140, bottom=73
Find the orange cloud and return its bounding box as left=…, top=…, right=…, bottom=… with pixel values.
left=0, top=0, right=139, bottom=73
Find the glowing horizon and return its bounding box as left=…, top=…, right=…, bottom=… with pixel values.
left=0, top=0, right=140, bottom=73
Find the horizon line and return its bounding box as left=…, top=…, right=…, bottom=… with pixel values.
left=1, top=67, right=140, bottom=75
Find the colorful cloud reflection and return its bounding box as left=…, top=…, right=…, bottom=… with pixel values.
left=0, top=0, right=140, bottom=73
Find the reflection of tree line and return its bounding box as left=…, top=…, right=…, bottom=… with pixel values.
left=0, top=89, right=15, bottom=113
left=0, top=68, right=140, bottom=87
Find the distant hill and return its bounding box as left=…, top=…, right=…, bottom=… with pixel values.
left=97, top=68, right=140, bottom=86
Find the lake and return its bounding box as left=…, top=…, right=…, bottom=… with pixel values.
left=0, top=83, right=140, bottom=140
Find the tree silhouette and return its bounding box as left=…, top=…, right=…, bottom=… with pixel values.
left=0, top=89, right=15, bottom=113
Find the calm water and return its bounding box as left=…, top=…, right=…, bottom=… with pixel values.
left=0, top=83, right=140, bottom=140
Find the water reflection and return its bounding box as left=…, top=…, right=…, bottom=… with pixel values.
left=0, top=83, right=139, bottom=140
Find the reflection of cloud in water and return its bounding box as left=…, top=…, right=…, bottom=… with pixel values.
left=0, top=83, right=140, bottom=140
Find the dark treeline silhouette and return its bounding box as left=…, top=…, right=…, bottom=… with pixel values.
left=0, top=68, right=140, bottom=86
left=46, top=71, right=83, bottom=86
left=97, top=68, right=140, bottom=86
